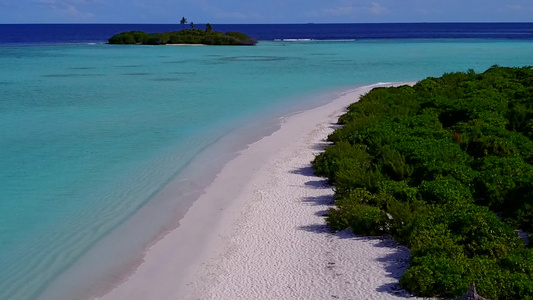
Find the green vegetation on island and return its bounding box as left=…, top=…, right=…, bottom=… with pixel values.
left=108, top=24, right=257, bottom=46
left=312, top=66, right=533, bottom=299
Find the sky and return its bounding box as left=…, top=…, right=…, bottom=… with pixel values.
left=1, top=0, right=533, bottom=24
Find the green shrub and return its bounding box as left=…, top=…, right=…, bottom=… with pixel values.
left=108, top=31, right=147, bottom=44
left=474, top=156, right=533, bottom=211
left=312, top=66, right=533, bottom=299
left=327, top=204, right=387, bottom=235
left=108, top=29, right=257, bottom=45
left=379, top=146, right=414, bottom=180
left=312, top=141, right=371, bottom=183
left=419, top=177, right=473, bottom=205
left=400, top=254, right=466, bottom=298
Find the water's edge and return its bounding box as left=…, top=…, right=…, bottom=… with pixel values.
left=37, top=83, right=398, bottom=300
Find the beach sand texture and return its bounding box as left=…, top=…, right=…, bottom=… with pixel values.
left=99, top=83, right=424, bottom=300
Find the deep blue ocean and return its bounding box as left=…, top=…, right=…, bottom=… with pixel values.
left=1, top=23, right=532, bottom=300
left=1, top=23, right=533, bottom=44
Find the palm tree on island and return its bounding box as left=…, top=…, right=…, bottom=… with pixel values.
left=180, top=17, right=187, bottom=29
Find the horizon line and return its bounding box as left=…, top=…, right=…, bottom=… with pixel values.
left=1, top=21, right=533, bottom=25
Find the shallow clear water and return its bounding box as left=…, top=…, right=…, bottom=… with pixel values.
left=1, top=40, right=532, bottom=299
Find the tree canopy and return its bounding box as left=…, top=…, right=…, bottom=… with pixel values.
left=313, top=66, right=533, bottom=299
left=108, top=28, right=257, bottom=46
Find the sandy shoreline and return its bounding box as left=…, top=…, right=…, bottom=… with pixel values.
left=98, top=83, right=423, bottom=300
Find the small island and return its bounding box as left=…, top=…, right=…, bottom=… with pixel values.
left=108, top=23, right=257, bottom=46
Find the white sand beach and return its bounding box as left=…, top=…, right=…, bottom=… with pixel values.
left=98, top=83, right=424, bottom=300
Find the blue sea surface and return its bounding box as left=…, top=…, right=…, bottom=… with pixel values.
left=1, top=23, right=533, bottom=44
left=0, top=24, right=532, bottom=299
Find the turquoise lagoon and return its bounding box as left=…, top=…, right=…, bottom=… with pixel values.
left=1, top=40, right=532, bottom=299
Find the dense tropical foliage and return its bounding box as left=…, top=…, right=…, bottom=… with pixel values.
left=108, top=27, right=257, bottom=45
left=312, top=66, right=533, bottom=299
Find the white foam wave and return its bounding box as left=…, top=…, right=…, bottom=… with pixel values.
left=273, top=38, right=356, bottom=42
left=274, top=38, right=314, bottom=42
